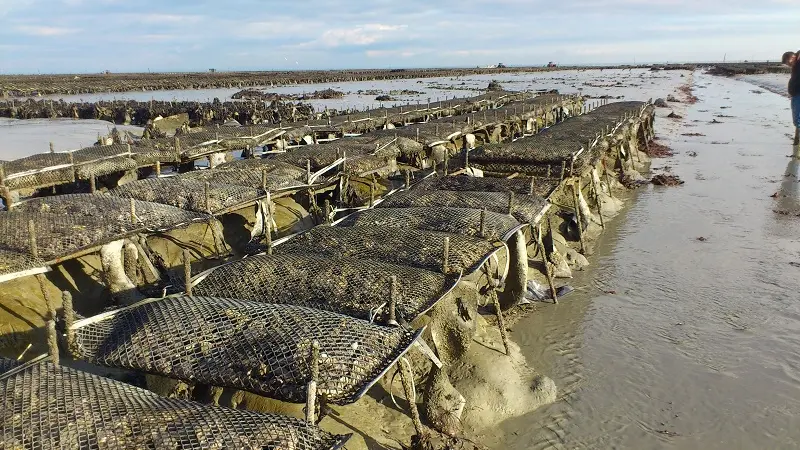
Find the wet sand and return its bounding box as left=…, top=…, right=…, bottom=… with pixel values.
left=491, top=71, right=800, bottom=449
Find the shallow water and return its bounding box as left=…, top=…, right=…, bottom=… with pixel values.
left=19, top=69, right=680, bottom=113
left=489, top=71, right=800, bottom=449
left=0, top=118, right=141, bottom=160
left=1, top=69, right=686, bottom=158
left=738, top=73, right=791, bottom=98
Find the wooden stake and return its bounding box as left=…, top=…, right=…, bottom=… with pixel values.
left=591, top=169, right=606, bottom=229
left=129, top=198, right=136, bottom=224
left=507, top=191, right=515, bottom=215
left=155, top=161, right=161, bottom=177
left=62, top=291, right=75, bottom=352
left=573, top=181, right=586, bottom=254
left=28, top=220, right=38, bottom=258
left=306, top=159, right=312, bottom=185
left=442, top=236, right=450, bottom=274
left=537, top=223, right=559, bottom=304
left=306, top=340, right=320, bottom=424
left=46, top=319, right=59, bottom=367
left=89, top=175, right=96, bottom=193
left=387, top=275, right=399, bottom=326
left=49, top=142, right=54, bottom=153
left=480, top=208, right=486, bottom=238
left=204, top=182, right=211, bottom=213
left=492, top=291, right=511, bottom=355
left=183, top=249, right=192, bottom=295
left=398, top=357, right=424, bottom=437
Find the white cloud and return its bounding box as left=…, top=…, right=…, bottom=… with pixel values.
left=15, top=25, right=79, bottom=36
left=318, top=24, right=407, bottom=47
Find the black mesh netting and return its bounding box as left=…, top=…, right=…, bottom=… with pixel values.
left=275, top=225, right=504, bottom=275
left=68, top=296, right=421, bottom=405
left=411, top=175, right=561, bottom=198
left=0, top=357, right=349, bottom=450
left=213, top=159, right=310, bottom=182
left=193, top=253, right=458, bottom=323
left=109, top=178, right=264, bottom=214
left=468, top=101, right=648, bottom=174
left=337, top=207, right=523, bottom=241
left=0, top=249, right=46, bottom=283
left=0, top=194, right=212, bottom=262
left=378, top=189, right=547, bottom=224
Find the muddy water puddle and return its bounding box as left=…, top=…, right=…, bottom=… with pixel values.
left=491, top=72, right=800, bottom=449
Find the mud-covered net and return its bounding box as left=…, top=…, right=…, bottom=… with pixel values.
left=0, top=357, right=349, bottom=450
left=276, top=225, right=504, bottom=275
left=110, top=178, right=264, bottom=214
left=1, top=153, right=74, bottom=190
left=0, top=194, right=211, bottom=262
left=75, top=156, right=138, bottom=179
left=469, top=101, right=648, bottom=175
left=69, top=296, right=421, bottom=405
left=193, top=253, right=458, bottom=323
left=214, top=159, right=311, bottom=181
left=338, top=207, right=523, bottom=241
left=267, top=139, right=399, bottom=172
left=412, top=174, right=560, bottom=198
left=379, top=189, right=547, bottom=224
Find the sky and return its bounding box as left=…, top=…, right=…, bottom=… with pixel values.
left=1, top=0, right=799, bottom=74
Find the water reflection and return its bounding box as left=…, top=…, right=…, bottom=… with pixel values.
left=776, top=146, right=800, bottom=216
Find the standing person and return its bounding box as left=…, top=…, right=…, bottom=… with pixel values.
left=783, top=51, right=800, bottom=145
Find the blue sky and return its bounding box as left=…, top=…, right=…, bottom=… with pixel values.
left=1, top=0, right=799, bottom=73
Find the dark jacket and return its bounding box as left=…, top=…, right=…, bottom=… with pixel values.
left=790, top=51, right=800, bottom=97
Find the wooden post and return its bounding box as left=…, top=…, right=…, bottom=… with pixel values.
left=573, top=181, right=586, bottom=254
left=306, top=340, right=320, bottom=424
left=28, top=220, right=38, bottom=258
left=404, top=169, right=411, bottom=190
left=62, top=291, right=75, bottom=352
left=465, top=148, right=470, bottom=169
left=89, top=175, right=96, bottom=193
left=492, top=292, right=511, bottom=355
left=480, top=208, right=486, bottom=238
left=442, top=236, right=450, bottom=275
left=443, top=147, right=449, bottom=176
left=183, top=249, right=192, bottom=295
left=155, top=161, right=161, bottom=177
left=306, top=159, right=312, bottom=185
left=47, top=319, right=60, bottom=367
left=49, top=142, right=54, bottom=153
left=204, top=182, right=211, bottom=213
left=261, top=169, right=268, bottom=192
left=369, top=179, right=375, bottom=208
left=538, top=222, right=559, bottom=304
left=129, top=198, right=136, bottom=224
left=591, top=169, right=606, bottom=229
left=68, top=151, right=75, bottom=182
left=560, top=161, right=566, bottom=180
left=529, top=177, right=536, bottom=195
left=387, top=275, right=399, bottom=326
left=398, top=357, right=424, bottom=438
left=265, top=205, right=273, bottom=255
